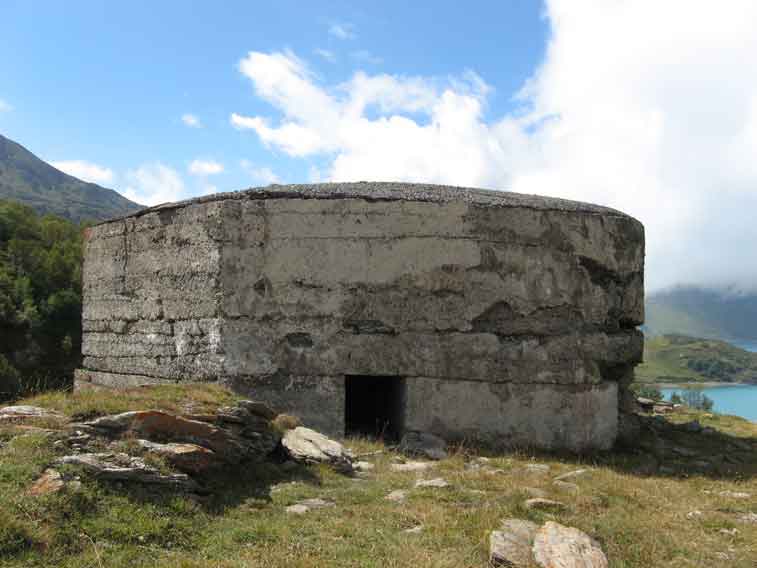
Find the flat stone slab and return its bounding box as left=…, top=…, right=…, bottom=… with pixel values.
left=285, top=498, right=336, bottom=514
left=0, top=406, right=65, bottom=423
left=390, top=461, right=436, bottom=473
left=56, top=453, right=197, bottom=490
left=385, top=489, right=408, bottom=502
left=414, top=477, right=450, bottom=488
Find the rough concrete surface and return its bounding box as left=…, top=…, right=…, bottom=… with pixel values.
left=77, top=182, right=644, bottom=451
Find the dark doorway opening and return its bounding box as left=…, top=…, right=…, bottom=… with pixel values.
left=345, top=375, right=405, bottom=440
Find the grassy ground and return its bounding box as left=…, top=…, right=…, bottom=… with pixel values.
left=1, top=385, right=756, bottom=567
left=635, top=334, right=757, bottom=384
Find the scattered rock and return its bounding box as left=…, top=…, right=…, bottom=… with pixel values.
left=390, top=460, right=436, bottom=473
left=285, top=498, right=335, bottom=514
left=403, top=525, right=423, bottom=534
left=56, top=453, right=197, bottom=490
left=524, top=498, right=567, bottom=512
left=136, top=440, right=217, bottom=474
left=554, top=469, right=589, bottom=482
left=285, top=504, right=310, bottom=514
left=686, top=510, right=703, bottom=520
left=385, top=489, right=408, bottom=503
left=281, top=427, right=354, bottom=473
left=718, top=528, right=739, bottom=536
left=0, top=406, right=65, bottom=424
left=489, top=519, right=539, bottom=567
left=518, top=464, right=550, bottom=477
left=353, top=461, right=374, bottom=472
left=414, top=477, right=450, bottom=489
left=465, top=458, right=505, bottom=475
left=524, top=487, right=548, bottom=499
left=27, top=469, right=65, bottom=496
left=532, top=521, right=608, bottom=568
left=738, top=513, right=757, bottom=524
left=399, top=431, right=448, bottom=460
left=717, top=490, right=751, bottom=500
left=553, top=480, right=580, bottom=494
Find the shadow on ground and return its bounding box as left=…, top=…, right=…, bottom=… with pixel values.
left=499, top=413, right=757, bottom=481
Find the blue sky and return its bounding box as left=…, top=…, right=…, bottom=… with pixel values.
left=2, top=1, right=757, bottom=291
left=0, top=1, right=548, bottom=200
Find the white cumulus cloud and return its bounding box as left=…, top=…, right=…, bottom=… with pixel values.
left=188, top=159, right=224, bottom=176
left=50, top=160, right=115, bottom=185
left=123, top=163, right=186, bottom=206
left=240, top=159, right=280, bottom=184
left=181, top=113, right=201, bottom=128
left=231, top=1, right=757, bottom=292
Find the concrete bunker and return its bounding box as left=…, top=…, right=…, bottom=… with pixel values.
left=76, top=182, right=645, bottom=452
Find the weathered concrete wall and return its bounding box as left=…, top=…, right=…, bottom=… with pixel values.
left=77, top=182, right=644, bottom=451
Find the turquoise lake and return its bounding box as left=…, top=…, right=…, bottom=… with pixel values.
left=661, top=385, right=757, bottom=422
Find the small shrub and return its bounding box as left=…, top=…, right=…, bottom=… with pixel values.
left=272, top=413, right=301, bottom=432
left=0, top=510, right=35, bottom=558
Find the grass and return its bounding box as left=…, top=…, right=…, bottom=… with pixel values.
left=635, top=334, right=757, bottom=384
left=0, top=385, right=756, bottom=566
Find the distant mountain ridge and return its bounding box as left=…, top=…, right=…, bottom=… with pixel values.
left=646, top=286, right=757, bottom=342
left=0, top=133, right=142, bottom=222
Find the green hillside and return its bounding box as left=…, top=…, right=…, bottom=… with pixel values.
left=0, top=133, right=142, bottom=223
left=635, top=334, right=757, bottom=384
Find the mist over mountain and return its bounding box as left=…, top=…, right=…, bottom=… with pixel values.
left=0, top=133, right=142, bottom=223
left=646, top=285, right=757, bottom=342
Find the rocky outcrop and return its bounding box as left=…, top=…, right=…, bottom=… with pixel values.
left=50, top=400, right=281, bottom=490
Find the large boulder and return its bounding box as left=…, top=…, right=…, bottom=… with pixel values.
left=489, top=519, right=539, bottom=567
left=281, top=427, right=354, bottom=473
left=532, top=521, right=608, bottom=568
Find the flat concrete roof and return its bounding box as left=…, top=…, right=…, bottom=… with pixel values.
left=98, top=182, right=638, bottom=225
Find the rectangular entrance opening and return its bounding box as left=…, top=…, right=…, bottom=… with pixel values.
left=345, top=375, right=405, bottom=441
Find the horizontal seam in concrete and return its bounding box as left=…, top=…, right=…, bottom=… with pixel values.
left=80, top=368, right=616, bottom=388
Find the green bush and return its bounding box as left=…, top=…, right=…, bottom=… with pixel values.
left=0, top=200, right=84, bottom=400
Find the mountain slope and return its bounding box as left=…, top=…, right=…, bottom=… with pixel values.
left=0, top=133, right=142, bottom=222
left=635, top=334, right=757, bottom=384
left=645, top=286, right=757, bottom=342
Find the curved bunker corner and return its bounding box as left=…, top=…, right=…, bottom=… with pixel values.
left=75, top=182, right=644, bottom=452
